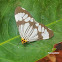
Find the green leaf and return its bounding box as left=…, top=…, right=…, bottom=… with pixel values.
left=0, top=0, right=62, bottom=62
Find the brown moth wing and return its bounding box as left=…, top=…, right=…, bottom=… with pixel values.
left=33, top=22, right=54, bottom=40
left=15, top=7, right=37, bottom=40
left=15, top=7, right=36, bottom=26
left=15, top=6, right=54, bottom=41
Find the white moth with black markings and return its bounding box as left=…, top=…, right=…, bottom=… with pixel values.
left=15, top=7, right=54, bottom=44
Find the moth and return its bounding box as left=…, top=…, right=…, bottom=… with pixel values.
left=15, top=7, right=54, bottom=44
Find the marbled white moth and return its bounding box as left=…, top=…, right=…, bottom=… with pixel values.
left=15, top=7, right=54, bottom=44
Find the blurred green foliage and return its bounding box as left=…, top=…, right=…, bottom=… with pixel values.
left=0, top=0, right=62, bottom=62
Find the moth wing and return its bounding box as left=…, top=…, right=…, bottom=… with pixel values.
left=28, top=22, right=54, bottom=41
left=15, top=7, right=36, bottom=39
left=15, top=7, right=54, bottom=42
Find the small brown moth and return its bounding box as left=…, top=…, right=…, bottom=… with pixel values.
left=15, top=7, right=54, bottom=44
